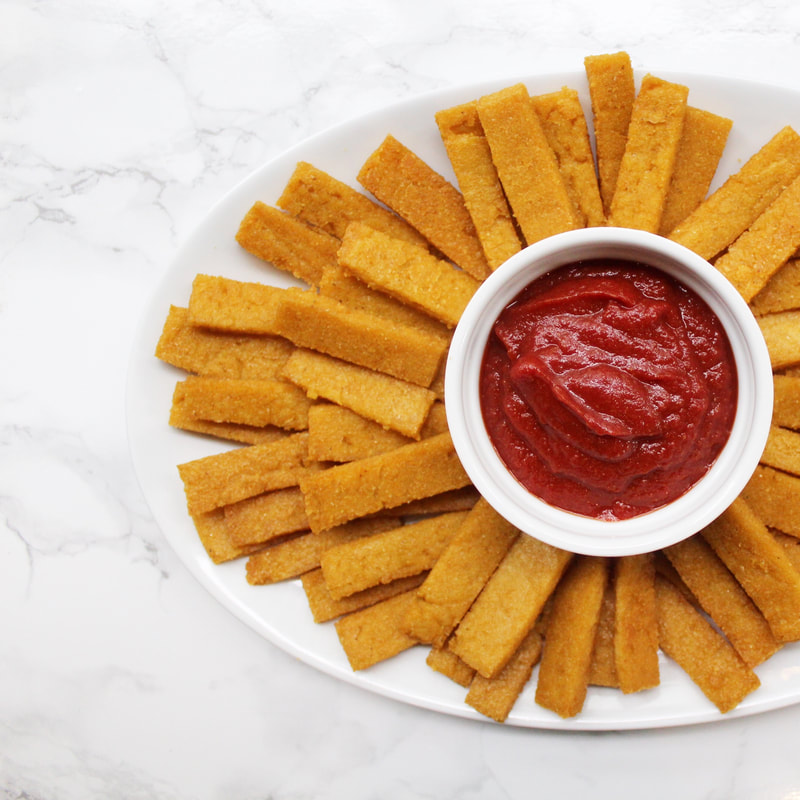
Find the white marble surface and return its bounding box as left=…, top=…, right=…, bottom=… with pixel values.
left=4, top=1, right=800, bottom=797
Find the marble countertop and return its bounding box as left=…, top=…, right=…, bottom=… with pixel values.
left=5, top=1, right=800, bottom=797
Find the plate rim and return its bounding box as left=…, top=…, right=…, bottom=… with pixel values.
left=126, top=67, right=800, bottom=731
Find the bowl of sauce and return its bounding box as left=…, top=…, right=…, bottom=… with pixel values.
left=445, top=227, right=773, bottom=556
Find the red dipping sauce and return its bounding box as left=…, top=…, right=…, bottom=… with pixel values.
left=479, top=259, right=738, bottom=520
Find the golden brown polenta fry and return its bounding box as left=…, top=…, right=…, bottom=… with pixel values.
left=187, top=274, right=285, bottom=333
left=535, top=556, right=609, bottom=718
left=466, top=624, right=545, bottom=723
left=758, top=310, right=800, bottom=369
left=761, top=424, right=800, bottom=476
left=301, top=569, right=427, bottom=624
left=155, top=305, right=294, bottom=379
left=584, top=51, right=636, bottom=213
left=773, top=531, right=800, bottom=572
left=750, top=258, right=800, bottom=315
left=272, top=288, right=448, bottom=388
left=174, top=375, right=313, bottom=431
left=614, top=553, right=660, bottom=693
left=449, top=535, right=573, bottom=679
left=669, top=126, right=800, bottom=260
left=224, top=486, right=309, bottom=547
left=402, top=497, right=520, bottom=648
left=282, top=348, right=436, bottom=439
left=191, top=507, right=265, bottom=565
left=531, top=86, right=605, bottom=227
left=177, top=432, right=312, bottom=515
left=383, top=487, right=481, bottom=517
left=772, top=374, right=800, bottom=429
left=703, top=497, right=800, bottom=642
left=334, top=589, right=421, bottom=670
left=337, top=222, right=480, bottom=328
left=277, top=161, right=428, bottom=247
left=664, top=536, right=781, bottom=667
left=299, top=432, right=471, bottom=533
left=659, top=106, right=733, bottom=235
left=742, top=465, right=800, bottom=537
left=319, top=264, right=451, bottom=341
left=236, top=201, right=339, bottom=286
left=426, top=644, right=476, bottom=688
left=320, top=510, right=468, bottom=600
left=477, top=83, right=580, bottom=244
left=656, top=575, right=760, bottom=713
left=306, top=401, right=448, bottom=463
left=169, top=384, right=287, bottom=445
left=714, top=174, right=800, bottom=302
left=357, top=135, right=491, bottom=280
left=245, top=517, right=400, bottom=585
left=435, top=100, right=522, bottom=269
left=307, top=403, right=410, bottom=462
left=608, top=75, right=689, bottom=233
left=589, top=581, right=619, bottom=688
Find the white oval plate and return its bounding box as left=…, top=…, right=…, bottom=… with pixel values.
left=127, top=70, right=800, bottom=730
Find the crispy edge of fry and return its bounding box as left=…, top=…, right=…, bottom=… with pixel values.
left=655, top=575, right=760, bottom=714
left=466, top=623, right=545, bottom=723
left=669, top=125, right=800, bottom=261
left=758, top=309, right=800, bottom=370
left=177, top=432, right=311, bottom=515
left=750, top=258, right=800, bottom=315
left=534, top=556, right=610, bottom=718
left=584, top=51, right=635, bottom=213
left=276, top=160, right=428, bottom=247
left=299, top=432, right=470, bottom=533
left=320, top=510, right=469, bottom=600
left=282, top=348, right=436, bottom=439
left=435, top=100, right=522, bottom=269
left=664, top=536, right=781, bottom=668
left=235, top=200, right=339, bottom=286
left=426, top=643, right=476, bottom=688
left=175, top=375, right=313, bottom=431
left=301, top=568, right=427, bottom=624
left=613, top=553, right=660, bottom=693
left=476, top=82, right=580, bottom=245
left=155, top=304, right=294, bottom=379
left=272, top=287, right=448, bottom=388
left=357, top=134, right=491, bottom=280
left=713, top=173, right=800, bottom=302
left=531, top=86, right=605, bottom=228
left=659, top=106, right=733, bottom=236
left=742, top=464, right=800, bottom=537
left=334, top=589, right=421, bottom=670
left=401, top=497, right=520, bottom=648
left=245, top=517, right=400, bottom=585
left=190, top=507, right=266, bottom=564
left=588, top=580, right=619, bottom=688
left=607, top=74, right=689, bottom=233
left=702, top=497, right=800, bottom=642
left=761, top=424, right=800, bottom=476
left=449, top=535, right=573, bottom=679
left=337, top=222, right=480, bottom=328
left=224, top=486, right=309, bottom=547
left=170, top=384, right=288, bottom=445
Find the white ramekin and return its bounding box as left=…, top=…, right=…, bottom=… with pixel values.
left=445, top=227, right=774, bottom=557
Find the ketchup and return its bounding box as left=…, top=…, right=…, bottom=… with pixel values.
left=479, top=259, right=738, bottom=520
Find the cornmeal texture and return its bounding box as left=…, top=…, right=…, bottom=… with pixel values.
left=299, top=432, right=471, bottom=533
left=277, top=160, right=427, bottom=246
left=435, top=100, right=522, bottom=269
left=357, top=134, right=490, bottom=280
left=477, top=83, right=580, bottom=244
left=236, top=200, right=339, bottom=286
